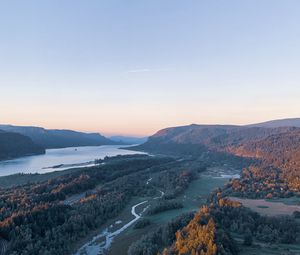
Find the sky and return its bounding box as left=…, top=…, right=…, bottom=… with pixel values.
left=0, top=1, right=300, bottom=136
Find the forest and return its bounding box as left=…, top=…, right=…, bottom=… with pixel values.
left=225, top=129, right=300, bottom=198
left=130, top=195, right=300, bottom=255
left=0, top=155, right=172, bottom=254
left=0, top=154, right=208, bottom=255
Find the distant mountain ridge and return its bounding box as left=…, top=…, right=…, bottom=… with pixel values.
left=109, top=135, right=148, bottom=145
left=0, top=130, right=45, bottom=160
left=0, top=125, right=116, bottom=149
left=249, top=118, right=300, bottom=128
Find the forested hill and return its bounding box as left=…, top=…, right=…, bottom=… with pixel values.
left=0, top=130, right=45, bottom=160
left=133, top=124, right=297, bottom=156
left=227, top=129, right=300, bottom=193
left=228, top=129, right=300, bottom=163
left=0, top=125, right=116, bottom=149
left=136, top=122, right=300, bottom=197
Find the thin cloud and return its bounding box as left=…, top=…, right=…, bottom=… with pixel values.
left=126, top=68, right=151, bottom=73
left=124, top=68, right=171, bottom=74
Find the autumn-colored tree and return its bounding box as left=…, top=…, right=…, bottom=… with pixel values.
left=173, top=206, right=217, bottom=255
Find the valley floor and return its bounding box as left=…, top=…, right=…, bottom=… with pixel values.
left=76, top=168, right=233, bottom=255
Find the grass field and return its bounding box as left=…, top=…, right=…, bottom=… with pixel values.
left=269, top=196, right=300, bottom=206
left=229, top=197, right=300, bottom=216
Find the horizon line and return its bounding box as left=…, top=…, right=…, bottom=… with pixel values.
left=1, top=116, right=300, bottom=138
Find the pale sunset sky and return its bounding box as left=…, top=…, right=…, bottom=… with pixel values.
left=1, top=1, right=300, bottom=136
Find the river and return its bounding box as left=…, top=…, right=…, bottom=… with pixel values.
left=75, top=200, right=149, bottom=255
left=75, top=178, right=165, bottom=255
left=0, top=145, right=144, bottom=177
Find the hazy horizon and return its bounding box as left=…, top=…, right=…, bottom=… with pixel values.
left=1, top=1, right=300, bottom=136
left=2, top=117, right=300, bottom=137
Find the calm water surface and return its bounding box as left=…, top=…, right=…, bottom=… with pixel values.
left=0, top=145, right=144, bottom=177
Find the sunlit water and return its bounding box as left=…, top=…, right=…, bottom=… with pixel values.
left=0, top=145, right=144, bottom=177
